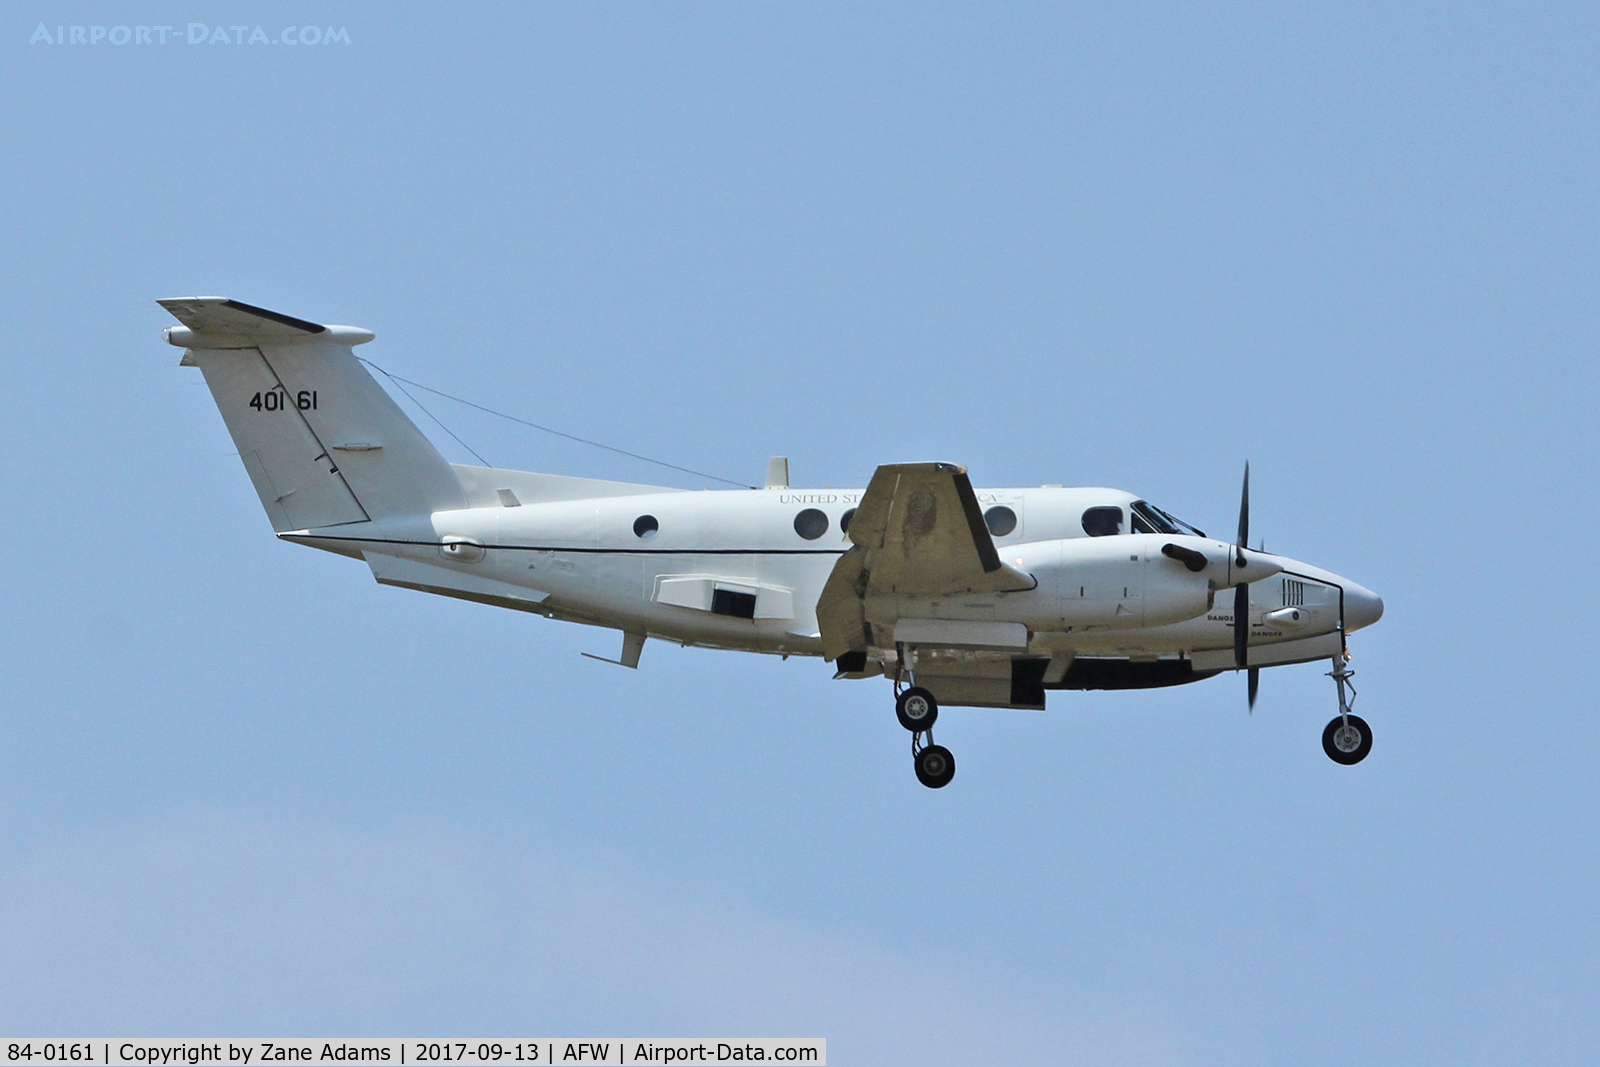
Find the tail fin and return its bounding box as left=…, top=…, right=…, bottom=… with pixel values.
left=161, top=297, right=465, bottom=531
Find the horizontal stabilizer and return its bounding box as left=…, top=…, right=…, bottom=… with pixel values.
left=159, top=297, right=373, bottom=348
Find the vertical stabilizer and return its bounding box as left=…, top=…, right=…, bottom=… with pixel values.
left=162, top=298, right=466, bottom=531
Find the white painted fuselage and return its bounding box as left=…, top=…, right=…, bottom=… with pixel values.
left=290, top=472, right=1382, bottom=673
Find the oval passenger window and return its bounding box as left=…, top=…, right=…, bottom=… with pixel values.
left=840, top=507, right=857, bottom=534
left=633, top=515, right=659, bottom=538
left=793, top=508, right=829, bottom=540
left=984, top=505, right=1017, bottom=537
left=1081, top=506, right=1123, bottom=537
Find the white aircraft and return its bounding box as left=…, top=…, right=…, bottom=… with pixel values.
left=160, top=297, right=1384, bottom=788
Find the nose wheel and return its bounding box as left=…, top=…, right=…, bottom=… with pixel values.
left=1323, top=656, right=1372, bottom=765
left=1323, top=713, right=1372, bottom=764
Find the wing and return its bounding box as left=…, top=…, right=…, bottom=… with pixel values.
left=817, top=462, right=1034, bottom=660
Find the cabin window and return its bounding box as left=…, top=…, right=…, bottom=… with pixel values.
left=1081, top=506, right=1124, bottom=537
left=711, top=588, right=757, bottom=618
left=984, top=505, right=1017, bottom=537
left=633, top=514, right=659, bottom=538
left=794, top=508, right=829, bottom=540
left=840, top=507, right=857, bottom=534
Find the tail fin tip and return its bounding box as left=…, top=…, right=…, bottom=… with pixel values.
left=159, top=296, right=374, bottom=348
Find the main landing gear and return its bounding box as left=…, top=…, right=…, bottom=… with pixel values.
left=895, top=681, right=954, bottom=789
left=1323, top=654, right=1372, bottom=765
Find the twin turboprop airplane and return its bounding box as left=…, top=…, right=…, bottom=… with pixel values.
left=161, top=297, right=1384, bottom=788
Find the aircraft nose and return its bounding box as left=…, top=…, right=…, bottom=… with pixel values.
left=1345, top=583, right=1384, bottom=631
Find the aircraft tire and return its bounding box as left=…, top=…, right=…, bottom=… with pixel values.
left=914, top=744, right=956, bottom=789
left=1322, top=714, right=1373, bottom=765
left=896, top=687, right=939, bottom=731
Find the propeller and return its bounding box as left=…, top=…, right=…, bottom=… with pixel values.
left=1248, top=531, right=1263, bottom=710
left=1235, top=462, right=1249, bottom=569
left=1232, top=462, right=1255, bottom=709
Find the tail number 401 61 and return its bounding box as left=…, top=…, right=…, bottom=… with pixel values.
left=249, top=390, right=318, bottom=412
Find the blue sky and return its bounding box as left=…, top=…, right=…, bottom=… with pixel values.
left=3, top=3, right=1598, bottom=1062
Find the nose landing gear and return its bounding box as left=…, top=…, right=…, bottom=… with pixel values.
left=1323, top=655, right=1372, bottom=765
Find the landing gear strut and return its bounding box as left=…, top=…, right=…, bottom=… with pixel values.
left=1323, top=655, right=1372, bottom=765
left=896, top=648, right=954, bottom=788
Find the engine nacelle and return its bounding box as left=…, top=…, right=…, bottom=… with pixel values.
left=1010, top=534, right=1279, bottom=631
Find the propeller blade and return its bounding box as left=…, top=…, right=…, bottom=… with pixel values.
left=1233, top=462, right=1253, bottom=694
left=1234, top=582, right=1249, bottom=669
left=1235, top=462, right=1250, bottom=567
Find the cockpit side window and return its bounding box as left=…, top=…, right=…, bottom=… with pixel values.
left=1130, top=500, right=1206, bottom=538
left=1081, top=506, right=1124, bottom=537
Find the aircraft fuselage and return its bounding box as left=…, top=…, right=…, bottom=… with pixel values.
left=289, top=478, right=1381, bottom=677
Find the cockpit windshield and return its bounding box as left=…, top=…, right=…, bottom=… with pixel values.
left=1130, top=500, right=1206, bottom=538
